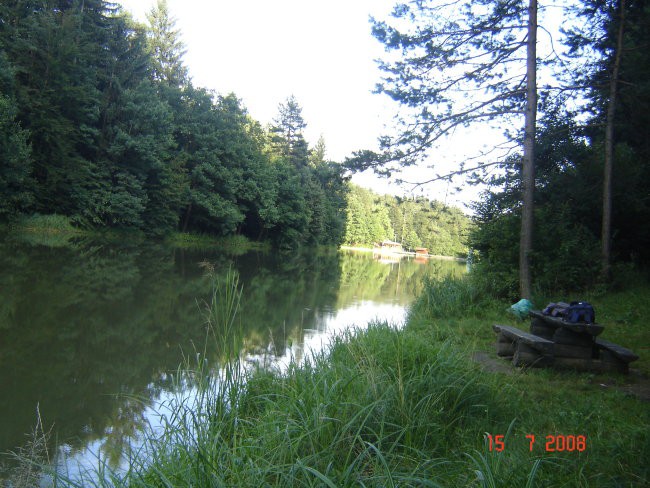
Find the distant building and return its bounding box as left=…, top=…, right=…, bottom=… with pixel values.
left=377, top=240, right=403, bottom=253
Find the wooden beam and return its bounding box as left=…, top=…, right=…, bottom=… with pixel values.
left=493, top=324, right=554, bottom=355
left=595, top=339, right=639, bottom=364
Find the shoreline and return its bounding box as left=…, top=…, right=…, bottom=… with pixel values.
left=339, top=244, right=467, bottom=262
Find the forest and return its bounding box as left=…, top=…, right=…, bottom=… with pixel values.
left=0, top=0, right=348, bottom=248
left=342, top=184, right=470, bottom=257
left=1, top=0, right=649, bottom=294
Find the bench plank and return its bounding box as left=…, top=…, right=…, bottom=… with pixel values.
left=595, top=339, right=639, bottom=363
left=493, top=324, right=554, bottom=355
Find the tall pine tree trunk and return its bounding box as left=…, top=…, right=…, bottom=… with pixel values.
left=520, top=0, right=538, bottom=299
left=602, top=0, right=626, bottom=282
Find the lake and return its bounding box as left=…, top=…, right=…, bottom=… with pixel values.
left=0, top=234, right=465, bottom=479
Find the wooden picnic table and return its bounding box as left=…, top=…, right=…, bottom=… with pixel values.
left=492, top=310, right=638, bottom=373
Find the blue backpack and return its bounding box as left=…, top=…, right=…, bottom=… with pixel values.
left=564, top=301, right=595, bottom=324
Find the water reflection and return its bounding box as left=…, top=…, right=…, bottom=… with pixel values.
left=0, top=236, right=464, bottom=479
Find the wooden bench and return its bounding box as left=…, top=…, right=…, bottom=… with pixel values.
left=493, top=324, right=554, bottom=367
left=595, top=339, right=639, bottom=363
left=594, top=338, right=639, bottom=373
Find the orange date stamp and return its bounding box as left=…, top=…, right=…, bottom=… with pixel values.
left=486, top=433, right=587, bottom=452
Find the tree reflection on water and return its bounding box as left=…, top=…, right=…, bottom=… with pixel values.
left=0, top=236, right=464, bottom=478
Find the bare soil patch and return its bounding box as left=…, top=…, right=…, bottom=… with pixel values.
left=472, top=350, right=650, bottom=402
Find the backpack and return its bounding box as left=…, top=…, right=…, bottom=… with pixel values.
left=542, top=302, right=570, bottom=317
left=542, top=301, right=596, bottom=324
left=564, top=301, right=596, bottom=324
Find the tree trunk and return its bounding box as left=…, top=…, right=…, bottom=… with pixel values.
left=181, top=202, right=192, bottom=233
left=520, top=0, right=538, bottom=299
left=602, top=0, right=626, bottom=282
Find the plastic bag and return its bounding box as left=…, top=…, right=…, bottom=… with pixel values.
left=509, top=298, right=534, bottom=320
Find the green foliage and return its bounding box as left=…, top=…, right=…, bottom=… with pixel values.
left=9, top=213, right=84, bottom=248
left=470, top=1, right=650, bottom=294
left=4, top=240, right=647, bottom=486
left=468, top=99, right=650, bottom=297
left=58, top=277, right=649, bottom=487
left=0, top=2, right=347, bottom=246
left=87, top=323, right=505, bottom=487
left=270, top=95, right=310, bottom=168
left=345, top=0, right=534, bottom=174
left=343, top=184, right=470, bottom=256
left=165, top=232, right=266, bottom=254
left=264, top=97, right=348, bottom=248
left=0, top=93, right=32, bottom=217
left=145, top=0, right=188, bottom=87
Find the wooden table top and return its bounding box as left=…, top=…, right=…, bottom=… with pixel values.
left=529, top=310, right=605, bottom=336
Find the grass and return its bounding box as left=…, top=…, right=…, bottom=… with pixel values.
left=3, top=215, right=271, bottom=254
left=12, top=213, right=80, bottom=234
left=2, top=407, right=53, bottom=488
left=24, top=271, right=650, bottom=486
left=6, top=213, right=86, bottom=247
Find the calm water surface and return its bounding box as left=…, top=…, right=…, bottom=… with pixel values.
left=0, top=234, right=464, bottom=478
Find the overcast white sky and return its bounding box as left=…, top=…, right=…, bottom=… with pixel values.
left=117, top=0, right=522, bottom=209
left=118, top=0, right=393, bottom=155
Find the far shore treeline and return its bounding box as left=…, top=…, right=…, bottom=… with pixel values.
left=0, top=0, right=468, bottom=255
left=1, top=1, right=353, bottom=248
left=0, top=0, right=470, bottom=254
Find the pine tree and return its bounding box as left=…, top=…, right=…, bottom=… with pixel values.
left=347, top=0, right=539, bottom=297
left=309, top=134, right=327, bottom=167
left=271, top=95, right=309, bottom=168
left=146, top=0, right=188, bottom=87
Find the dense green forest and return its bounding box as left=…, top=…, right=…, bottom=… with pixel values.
left=342, top=185, right=470, bottom=257
left=0, top=0, right=347, bottom=247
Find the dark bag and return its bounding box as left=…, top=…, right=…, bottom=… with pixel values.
left=542, top=302, right=570, bottom=318
left=564, top=301, right=595, bottom=323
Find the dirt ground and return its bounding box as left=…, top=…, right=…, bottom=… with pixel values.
left=472, top=350, right=650, bottom=402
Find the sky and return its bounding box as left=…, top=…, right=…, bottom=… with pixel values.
left=116, top=0, right=512, bottom=209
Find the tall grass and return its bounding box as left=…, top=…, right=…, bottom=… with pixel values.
left=413, top=275, right=488, bottom=318
left=7, top=213, right=85, bottom=247
left=2, top=406, right=53, bottom=488
left=97, top=321, right=546, bottom=486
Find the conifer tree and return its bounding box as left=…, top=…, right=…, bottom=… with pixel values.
left=0, top=52, right=33, bottom=216
left=309, top=135, right=327, bottom=167
left=271, top=95, right=309, bottom=168
left=146, top=0, right=188, bottom=87
left=347, top=0, right=539, bottom=297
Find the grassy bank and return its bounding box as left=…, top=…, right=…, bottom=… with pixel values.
left=2, top=215, right=272, bottom=253
left=39, top=274, right=650, bottom=487
left=3, top=214, right=87, bottom=247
